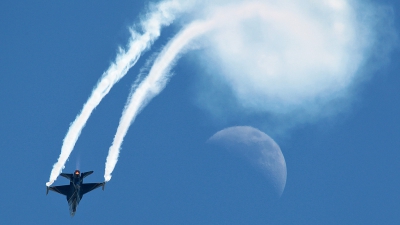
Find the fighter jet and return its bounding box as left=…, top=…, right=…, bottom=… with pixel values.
left=46, top=170, right=105, bottom=216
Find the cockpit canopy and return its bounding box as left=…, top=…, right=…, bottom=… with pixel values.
left=74, top=170, right=80, bottom=176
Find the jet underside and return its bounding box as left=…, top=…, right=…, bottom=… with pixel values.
left=47, top=170, right=105, bottom=216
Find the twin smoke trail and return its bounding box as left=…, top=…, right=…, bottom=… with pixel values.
left=104, top=19, right=216, bottom=181
left=48, top=0, right=389, bottom=185
left=46, top=0, right=183, bottom=186
left=103, top=1, right=296, bottom=181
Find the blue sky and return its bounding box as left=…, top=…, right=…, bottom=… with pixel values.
left=0, top=0, right=399, bottom=224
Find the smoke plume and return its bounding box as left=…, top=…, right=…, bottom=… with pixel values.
left=103, top=0, right=395, bottom=180
left=47, top=0, right=184, bottom=186
left=47, top=0, right=394, bottom=184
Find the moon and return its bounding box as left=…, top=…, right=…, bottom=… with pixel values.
left=208, top=126, right=287, bottom=197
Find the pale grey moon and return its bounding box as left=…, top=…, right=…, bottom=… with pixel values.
left=208, top=126, right=287, bottom=196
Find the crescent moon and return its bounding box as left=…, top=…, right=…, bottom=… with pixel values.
left=208, top=126, right=287, bottom=196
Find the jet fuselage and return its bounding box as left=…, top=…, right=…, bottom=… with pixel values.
left=47, top=170, right=105, bottom=216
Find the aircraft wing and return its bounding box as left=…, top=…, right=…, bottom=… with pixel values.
left=81, top=182, right=105, bottom=195
left=48, top=185, right=70, bottom=196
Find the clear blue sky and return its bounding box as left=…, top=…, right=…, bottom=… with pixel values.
left=0, top=0, right=399, bottom=224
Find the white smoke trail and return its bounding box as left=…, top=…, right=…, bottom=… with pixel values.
left=103, top=20, right=214, bottom=182
left=104, top=0, right=392, bottom=180
left=46, top=0, right=183, bottom=186
left=103, top=1, right=294, bottom=181
left=100, top=5, right=289, bottom=180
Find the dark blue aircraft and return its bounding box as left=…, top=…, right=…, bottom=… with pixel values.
left=47, top=170, right=105, bottom=216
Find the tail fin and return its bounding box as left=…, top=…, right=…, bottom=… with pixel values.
left=46, top=186, right=49, bottom=195
left=60, top=171, right=94, bottom=181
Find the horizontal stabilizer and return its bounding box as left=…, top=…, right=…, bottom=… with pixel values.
left=60, top=173, right=73, bottom=181
left=81, top=171, right=93, bottom=179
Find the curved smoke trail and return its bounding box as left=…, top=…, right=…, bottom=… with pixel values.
left=104, top=19, right=215, bottom=181
left=103, top=2, right=261, bottom=181
left=46, top=0, right=184, bottom=186
left=103, top=0, right=392, bottom=181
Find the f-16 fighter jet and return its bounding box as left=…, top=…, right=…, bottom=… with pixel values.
left=47, top=170, right=105, bottom=216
